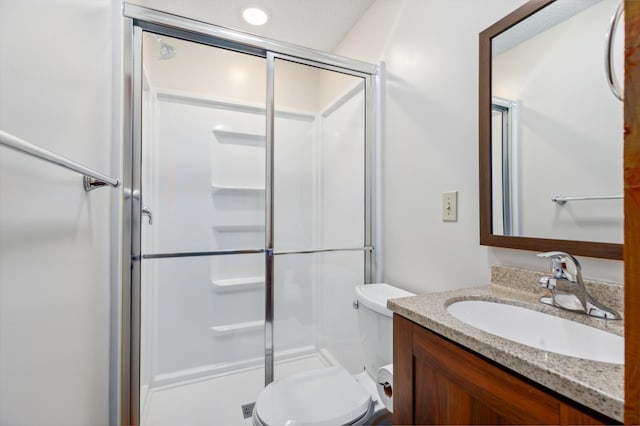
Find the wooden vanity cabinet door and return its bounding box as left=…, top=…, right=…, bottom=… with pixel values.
left=393, top=314, right=610, bottom=425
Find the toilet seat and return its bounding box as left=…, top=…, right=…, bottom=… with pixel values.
left=253, top=366, right=373, bottom=426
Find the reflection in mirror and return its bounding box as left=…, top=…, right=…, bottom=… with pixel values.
left=491, top=97, right=519, bottom=236
left=480, top=0, right=624, bottom=259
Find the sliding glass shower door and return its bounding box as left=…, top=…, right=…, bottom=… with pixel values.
left=138, top=33, right=268, bottom=425
left=270, top=56, right=369, bottom=381
left=127, top=13, right=376, bottom=424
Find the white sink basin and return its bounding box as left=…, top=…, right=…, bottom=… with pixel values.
left=447, top=300, right=623, bottom=364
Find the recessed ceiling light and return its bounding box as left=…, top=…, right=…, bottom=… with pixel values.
left=242, top=6, right=269, bottom=26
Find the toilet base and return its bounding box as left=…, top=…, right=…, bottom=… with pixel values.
left=366, top=409, right=392, bottom=425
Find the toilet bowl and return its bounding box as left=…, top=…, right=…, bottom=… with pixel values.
left=252, top=283, right=414, bottom=426
left=252, top=366, right=374, bottom=426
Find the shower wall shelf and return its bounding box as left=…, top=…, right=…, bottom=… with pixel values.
left=210, top=320, right=264, bottom=336
left=212, top=129, right=265, bottom=146
left=207, top=100, right=269, bottom=351
left=211, top=224, right=265, bottom=233
left=211, top=277, right=264, bottom=293
left=211, top=184, right=265, bottom=194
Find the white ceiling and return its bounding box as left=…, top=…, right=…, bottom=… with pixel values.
left=129, top=0, right=376, bottom=52
left=493, top=0, right=602, bottom=55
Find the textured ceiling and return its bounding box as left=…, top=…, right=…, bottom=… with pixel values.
left=128, top=0, right=376, bottom=52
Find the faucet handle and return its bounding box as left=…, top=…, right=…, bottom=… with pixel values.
left=539, top=276, right=556, bottom=290
left=537, top=251, right=570, bottom=260
left=537, top=251, right=581, bottom=281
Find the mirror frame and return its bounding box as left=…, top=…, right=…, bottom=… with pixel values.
left=479, top=0, right=623, bottom=260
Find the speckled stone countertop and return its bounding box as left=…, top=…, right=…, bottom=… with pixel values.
left=388, top=265, right=624, bottom=422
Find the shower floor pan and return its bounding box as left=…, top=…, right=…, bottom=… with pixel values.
left=141, top=354, right=328, bottom=426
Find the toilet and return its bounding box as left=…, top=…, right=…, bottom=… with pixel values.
left=252, top=283, right=414, bottom=426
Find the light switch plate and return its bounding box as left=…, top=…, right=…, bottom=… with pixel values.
left=443, top=191, right=458, bottom=222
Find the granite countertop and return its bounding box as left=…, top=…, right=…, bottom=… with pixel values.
left=387, top=266, right=624, bottom=422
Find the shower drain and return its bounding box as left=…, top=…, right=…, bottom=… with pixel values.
left=241, top=402, right=255, bottom=419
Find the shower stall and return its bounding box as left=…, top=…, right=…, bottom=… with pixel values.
left=123, top=5, right=379, bottom=425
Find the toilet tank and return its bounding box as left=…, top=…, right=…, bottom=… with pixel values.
left=355, top=283, right=414, bottom=379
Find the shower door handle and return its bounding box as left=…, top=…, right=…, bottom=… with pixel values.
left=142, top=207, right=153, bottom=225
left=131, top=190, right=153, bottom=225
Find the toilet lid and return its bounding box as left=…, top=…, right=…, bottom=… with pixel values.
left=254, top=366, right=372, bottom=426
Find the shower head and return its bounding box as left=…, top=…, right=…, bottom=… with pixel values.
left=159, top=40, right=176, bottom=60
left=153, top=34, right=176, bottom=60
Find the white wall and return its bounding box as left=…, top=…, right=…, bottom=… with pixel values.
left=334, top=0, right=623, bottom=289
left=0, top=0, right=119, bottom=424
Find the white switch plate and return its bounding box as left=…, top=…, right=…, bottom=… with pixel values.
left=443, top=191, right=458, bottom=222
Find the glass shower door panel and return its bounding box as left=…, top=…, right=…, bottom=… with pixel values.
left=139, top=33, right=266, bottom=424
left=145, top=95, right=266, bottom=254
left=273, top=58, right=366, bottom=251
left=272, top=251, right=365, bottom=381
left=141, top=254, right=265, bottom=380
left=271, top=58, right=369, bottom=383
left=141, top=33, right=267, bottom=255
left=140, top=253, right=266, bottom=425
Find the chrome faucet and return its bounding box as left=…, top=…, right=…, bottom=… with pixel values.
left=537, top=251, right=621, bottom=320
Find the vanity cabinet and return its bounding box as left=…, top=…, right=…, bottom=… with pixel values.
left=393, top=314, right=616, bottom=425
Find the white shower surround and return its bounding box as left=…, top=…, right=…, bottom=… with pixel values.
left=139, top=81, right=368, bottom=404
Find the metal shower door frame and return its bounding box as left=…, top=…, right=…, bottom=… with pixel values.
left=121, top=5, right=380, bottom=424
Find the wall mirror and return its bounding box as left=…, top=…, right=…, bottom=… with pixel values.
left=479, top=0, right=624, bottom=259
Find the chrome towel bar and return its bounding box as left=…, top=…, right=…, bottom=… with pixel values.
left=0, top=129, right=119, bottom=191
left=551, top=194, right=623, bottom=205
